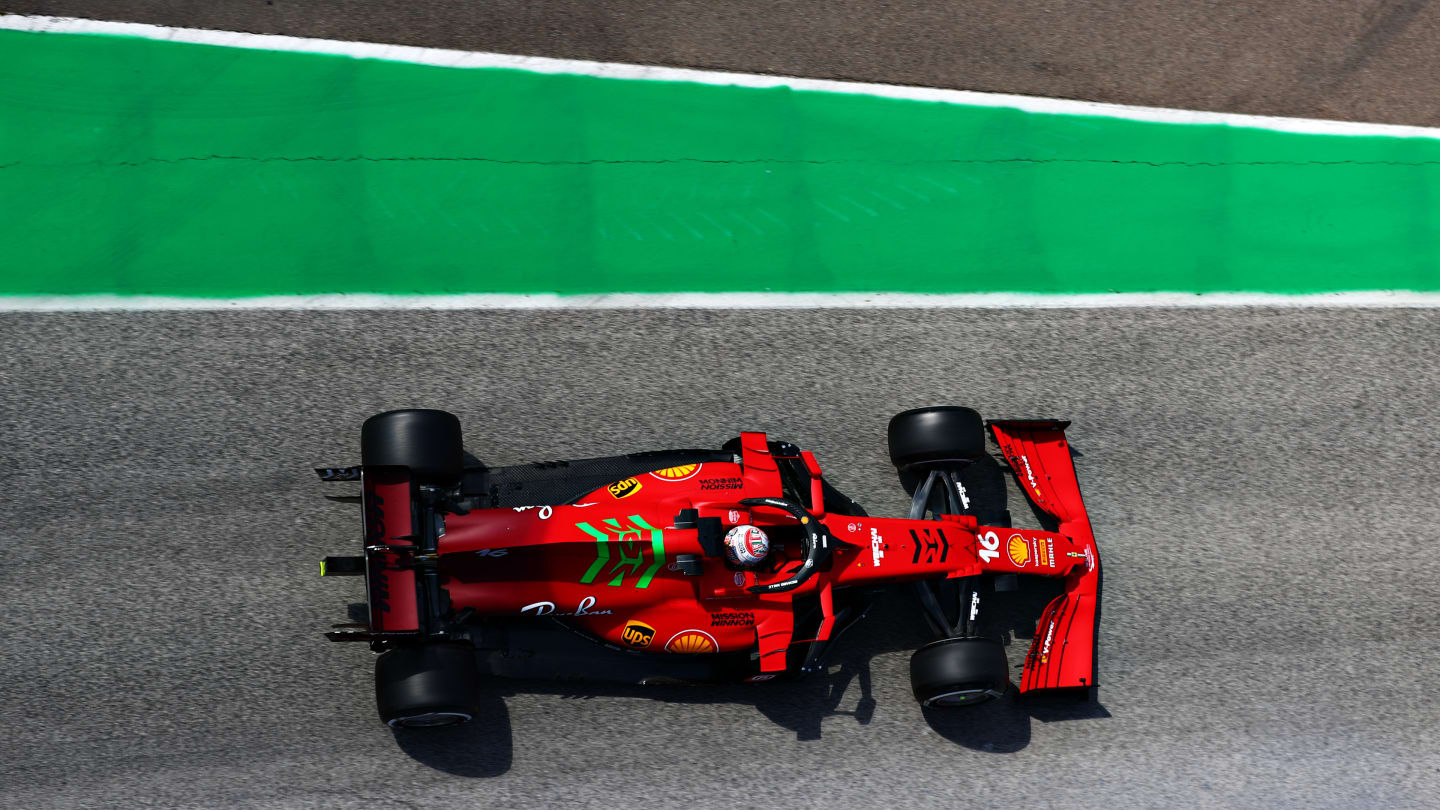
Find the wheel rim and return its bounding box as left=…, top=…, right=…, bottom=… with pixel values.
left=925, top=688, right=1000, bottom=707
left=388, top=711, right=471, bottom=728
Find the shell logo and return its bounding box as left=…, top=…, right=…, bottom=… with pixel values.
left=664, top=630, right=717, bottom=654
left=650, top=464, right=700, bottom=481
left=1007, top=535, right=1030, bottom=567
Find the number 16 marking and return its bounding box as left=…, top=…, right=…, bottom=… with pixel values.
left=977, top=530, right=1000, bottom=563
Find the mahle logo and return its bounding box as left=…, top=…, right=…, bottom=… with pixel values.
left=621, top=620, right=656, bottom=648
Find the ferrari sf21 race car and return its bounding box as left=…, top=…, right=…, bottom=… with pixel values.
left=317, top=407, right=1101, bottom=728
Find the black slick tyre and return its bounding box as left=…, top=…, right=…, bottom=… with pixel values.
left=887, top=406, right=985, bottom=469
left=909, top=636, right=1010, bottom=707
left=361, top=409, right=463, bottom=484
left=375, top=643, right=480, bottom=728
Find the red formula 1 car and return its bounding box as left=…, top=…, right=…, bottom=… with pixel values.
left=317, top=407, right=1101, bottom=728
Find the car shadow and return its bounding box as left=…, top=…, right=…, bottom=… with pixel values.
left=390, top=591, right=1108, bottom=774
left=390, top=690, right=514, bottom=777
left=921, top=686, right=1112, bottom=753
left=922, top=689, right=1033, bottom=753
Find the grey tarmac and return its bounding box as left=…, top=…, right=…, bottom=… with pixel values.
left=11, top=0, right=1440, bottom=127
left=2, top=307, right=1438, bottom=809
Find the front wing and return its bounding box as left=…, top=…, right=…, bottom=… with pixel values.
left=990, top=420, right=1101, bottom=695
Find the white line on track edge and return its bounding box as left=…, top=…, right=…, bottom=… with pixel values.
left=4, top=292, right=1440, bottom=311
left=3, top=14, right=1439, bottom=140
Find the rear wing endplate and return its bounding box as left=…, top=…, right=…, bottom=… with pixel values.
left=988, top=420, right=1101, bottom=695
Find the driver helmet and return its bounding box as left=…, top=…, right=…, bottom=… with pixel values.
left=723, top=524, right=770, bottom=567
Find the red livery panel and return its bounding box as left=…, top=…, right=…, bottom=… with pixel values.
left=990, top=421, right=1101, bottom=694
left=362, top=467, right=419, bottom=633
left=325, top=410, right=1103, bottom=727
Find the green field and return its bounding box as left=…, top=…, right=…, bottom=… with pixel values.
left=2, top=27, right=1439, bottom=296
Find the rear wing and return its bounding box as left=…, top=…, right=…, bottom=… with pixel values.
left=988, top=420, right=1101, bottom=696
left=317, top=465, right=424, bottom=641
left=360, top=466, right=423, bottom=635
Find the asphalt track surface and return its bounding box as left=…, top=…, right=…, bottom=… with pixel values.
left=7, top=5, right=1440, bottom=808
left=2, top=308, right=1439, bottom=809
left=13, top=0, right=1440, bottom=127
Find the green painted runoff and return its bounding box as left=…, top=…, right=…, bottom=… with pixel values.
left=2, top=27, right=1439, bottom=296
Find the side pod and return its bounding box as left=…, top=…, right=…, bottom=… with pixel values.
left=988, top=420, right=1101, bottom=696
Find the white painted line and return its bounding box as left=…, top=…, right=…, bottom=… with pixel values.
left=4, top=292, right=1440, bottom=311
left=3, top=14, right=1440, bottom=140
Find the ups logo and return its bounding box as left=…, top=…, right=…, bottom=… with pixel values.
left=607, top=477, right=643, bottom=499
left=621, top=620, right=656, bottom=648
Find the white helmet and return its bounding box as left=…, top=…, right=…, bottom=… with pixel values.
left=723, top=524, right=770, bottom=567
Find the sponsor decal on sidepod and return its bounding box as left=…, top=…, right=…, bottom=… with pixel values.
left=710, top=610, right=756, bottom=628
left=522, top=596, right=613, bottom=616
left=699, top=476, right=743, bottom=492
left=621, top=620, right=656, bottom=648
left=665, top=630, right=717, bottom=653
left=607, top=477, right=643, bottom=499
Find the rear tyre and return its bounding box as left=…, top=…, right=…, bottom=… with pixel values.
left=375, top=643, right=480, bottom=728
left=887, top=406, right=985, bottom=470
left=909, top=636, right=1010, bottom=707
left=361, top=409, right=463, bottom=484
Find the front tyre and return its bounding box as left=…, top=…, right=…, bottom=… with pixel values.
left=887, top=406, right=985, bottom=470
left=909, top=636, right=1010, bottom=708
left=375, top=643, right=480, bottom=728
